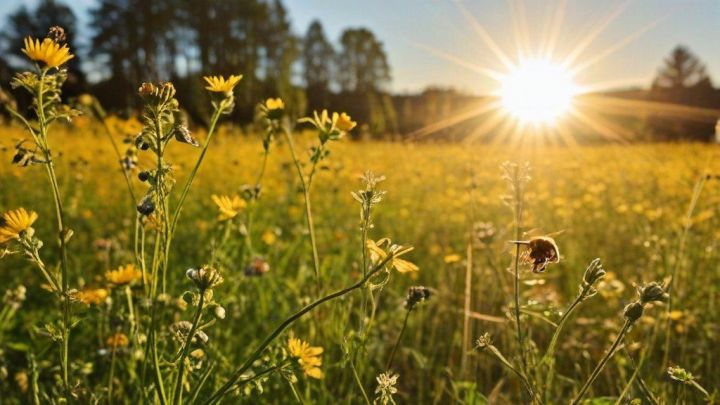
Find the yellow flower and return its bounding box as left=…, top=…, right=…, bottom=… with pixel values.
left=265, top=98, right=284, bottom=111
left=366, top=238, right=419, bottom=273
left=443, top=253, right=461, bottom=264
left=262, top=229, right=277, bottom=245
left=22, top=37, right=74, bottom=68
left=106, top=264, right=142, bottom=286
left=74, top=288, right=108, bottom=305
left=203, top=75, right=243, bottom=93
left=211, top=195, right=247, bottom=221
left=106, top=333, right=129, bottom=349
left=334, top=112, right=356, bottom=132
left=0, top=208, right=38, bottom=244
left=288, top=337, right=324, bottom=379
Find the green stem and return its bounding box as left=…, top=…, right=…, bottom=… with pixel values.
left=172, top=292, right=205, bottom=404
left=108, top=345, right=117, bottom=404
left=283, top=130, right=321, bottom=291
left=571, top=320, right=633, bottom=404
left=203, top=256, right=393, bottom=405
left=386, top=309, right=410, bottom=370
left=36, top=68, right=72, bottom=400
left=349, top=356, right=371, bottom=405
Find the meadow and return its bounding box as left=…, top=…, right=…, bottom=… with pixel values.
left=1, top=32, right=719, bottom=405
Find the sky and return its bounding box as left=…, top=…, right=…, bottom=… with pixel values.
left=2, top=0, right=719, bottom=95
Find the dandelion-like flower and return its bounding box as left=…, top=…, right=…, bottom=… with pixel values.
left=366, top=238, right=419, bottom=273
left=0, top=208, right=38, bottom=244
left=211, top=194, right=246, bottom=221
left=106, top=264, right=142, bottom=286
left=106, top=333, right=129, bottom=349
left=288, top=337, right=324, bottom=379
left=299, top=110, right=357, bottom=143
left=265, top=98, right=285, bottom=119
left=22, top=37, right=74, bottom=68
left=203, top=75, right=243, bottom=94
left=73, top=288, right=109, bottom=305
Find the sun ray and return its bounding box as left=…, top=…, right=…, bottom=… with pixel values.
left=582, top=94, right=720, bottom=122
left=408, top=41, right=506, bottom=82
left=570, top=14, right=668, bottom=75
left=462, top=109, right=508, bottom=144
left=540, top=0, right=567, bottom=59
left=508, top=0, right=532, bottom=59
left=568, top=107, right=627, bottom=143
left=561, top=0, right=633, bottom=68
left=455, top=0, right=515, bottom=69
left=408, top=99, right=502, bottom=140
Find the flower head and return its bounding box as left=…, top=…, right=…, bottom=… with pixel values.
left=288, top=337, right=324, bottom=379
left=203, top=75, right=243, bottom=94
left=22, top=37, right=74, bottom=68
left=211, top=195, right=246, bottom=221
left=366, top=238, right=419, bottom=273
left=638, top=282, right=669, bottom=304
left=73, top=288, right=108, bottom=305
left=106, top=333, right=129, bottom=349
left=334, top=112, right=356, bottom=132
left=186, top=265, right=223, bottom=291
left=0, top=208, right=38, bottom=244
left=106, top=264, right=142, bottom=286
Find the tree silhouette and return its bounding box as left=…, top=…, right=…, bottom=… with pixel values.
left=337, top=28, right=391, bottom=93
left=648, top=45, right=717, bottom=141
left=303, top=20, right=335, bottom=110
left=652, top=46, right=712, bottom=91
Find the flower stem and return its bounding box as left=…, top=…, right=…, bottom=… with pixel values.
left=386, top=309, right=411, bottom=371
left=172, top=291, right=205, bottom=404
left=283, top=130, right=322, bottom=291
left=571, top=320, right=633, bottom=404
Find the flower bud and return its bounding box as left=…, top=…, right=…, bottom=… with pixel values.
left=582, top=258, right=606, bottom=286
left=136, top=198, right=155, bottom=216
left=186, top=265, right=223, bottom=291
left=638, top=282, right=669, bottom=304
left=623, top=302, right=644, bottom=322
left=405, top=286, right=432, bottom=310
left=214, top=305, right=226, bottom=320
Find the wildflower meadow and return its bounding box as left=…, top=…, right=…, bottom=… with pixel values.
left=0, top=22, right=719, bottom=405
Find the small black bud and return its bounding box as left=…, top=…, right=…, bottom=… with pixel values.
left=138, top=171, right=150, bottom=182
left=137, top=198, right=155, bottom=216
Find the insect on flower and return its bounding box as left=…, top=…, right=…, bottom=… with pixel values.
left=514, top=235, right=560, bottom=273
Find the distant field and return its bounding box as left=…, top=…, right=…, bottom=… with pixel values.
left=1, top=122, right=719, bottom=403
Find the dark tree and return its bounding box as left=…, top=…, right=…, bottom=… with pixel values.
left=648, top=46, right=718, bottom=141
left=303, top=20, right=334, bottom=110
left=336, top=28, right=391, bottom=93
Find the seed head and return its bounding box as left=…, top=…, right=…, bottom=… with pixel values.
left=638, top=282, right=669, bottom=304
left=405, top=286, right=431, bottom=310
left=583, top=258, right=606, bottom=286
left=186, top=265, right=223, bottom=291
left=623, top=302, right=644, bottom=322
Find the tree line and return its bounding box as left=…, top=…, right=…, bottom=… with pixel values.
left=0, top=0, right=397, bottom=135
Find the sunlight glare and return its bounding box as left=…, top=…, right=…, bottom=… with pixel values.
left=499, top=59, right=578, bottom=124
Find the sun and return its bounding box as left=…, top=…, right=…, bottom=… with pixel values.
left=499, top=59, right=578, bottom=124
